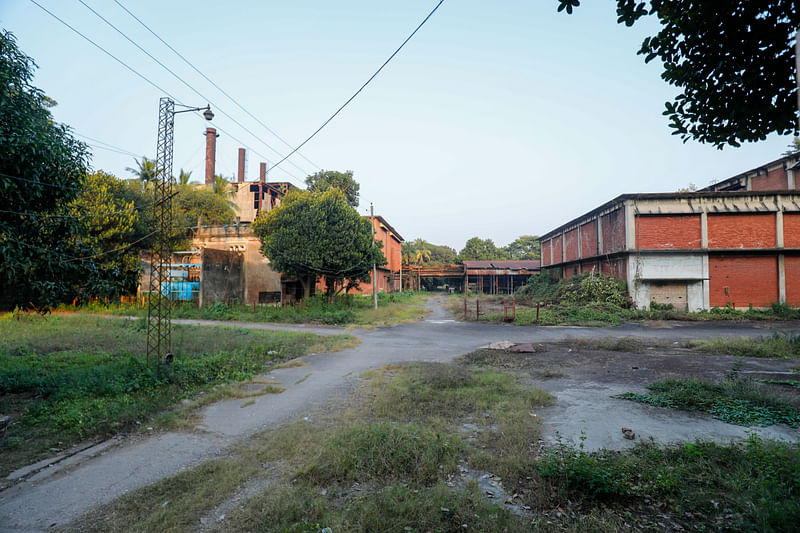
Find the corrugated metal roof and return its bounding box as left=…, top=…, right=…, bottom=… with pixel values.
left=462, top=260, right=541, bottom=270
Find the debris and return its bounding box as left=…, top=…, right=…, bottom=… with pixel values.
left=487, top=341, right=515, bottom=350
left=217, top=514, right=225, bottom=521
left=161, top=501, right=168, bottom=507
left=509, top=343, right=535, bottom=353
left=622, top=427, right=635, bottom=440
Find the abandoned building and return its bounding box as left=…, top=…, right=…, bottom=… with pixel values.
left=539, top=153, right=800, bottom=311
left=463, top=260, right=540, bottom=294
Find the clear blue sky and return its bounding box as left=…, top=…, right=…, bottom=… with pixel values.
left=2, top=0, right=793, bottom=250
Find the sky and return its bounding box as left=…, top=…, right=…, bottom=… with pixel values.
left=2, top=0, right=795, bottom=251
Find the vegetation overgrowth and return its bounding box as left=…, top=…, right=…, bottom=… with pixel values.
left=57, top=291, right=430, bottom=326
left=73, top=359, right=800, bottom=532
left=615, top=377, right=800, bottom=427
left=459, top=272, right=800, bottom=326
left=0, top=314, right=355, bottom=476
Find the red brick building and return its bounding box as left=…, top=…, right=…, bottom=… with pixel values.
left=539, top=154, right=800, bottom=311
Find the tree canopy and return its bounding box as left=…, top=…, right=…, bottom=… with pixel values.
left=504, top=235, right=541, bottom=260
left=304, top=170, right=360, bottom=208
left=402, top=238, right=457, bottom=265
left=252, top=188, right=385, bottom=301
left=0, top=30, right=93, bottom=307
left=458, top=237, right=504, bottom=262
left=557, top=1, right=799, bottom=147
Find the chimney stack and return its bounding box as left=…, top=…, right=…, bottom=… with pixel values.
left=237, top=148, right=245, bottom=183
left=260, top=162, right=267, bottom=183
left=204, top=128, right=218, bottom=185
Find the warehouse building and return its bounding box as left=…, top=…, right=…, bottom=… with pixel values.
left=539, top=180, right=800, bottom=312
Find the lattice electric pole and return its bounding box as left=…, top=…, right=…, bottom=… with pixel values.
left=147, top=97, right=213, bottom=365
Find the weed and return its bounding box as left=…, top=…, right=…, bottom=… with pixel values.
left=692, top=332, right=800, bottom=359
left=614, top=378, right=800, bottom=427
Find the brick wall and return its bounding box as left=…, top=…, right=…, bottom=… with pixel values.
left=708, top=213, right=776, bottom=248
left=564, top=228, right=579, bottom=262
left=580, top=221, right=598, bottom=257
left=552, top=236, right=563, bottom=265
left=636, top=215, right=701, bottom=249
left=786, top=256, right=800, bottom=306
left=784, top=214, right=800, bottom=248
left=709, top=256, right=778, bottom=308
left=601, top=209, right=626, bottom=253
left=750, top=168, right=788, bottom=191
left=541, top=239, right=551, bottom=266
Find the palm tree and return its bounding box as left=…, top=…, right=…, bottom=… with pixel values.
left=177, top=169, right=193, bottom=186
left=414, top=248, right=431, bottom=265
left=126, top=157, right=157, bottom=189
left=212, top=174, right=239, bottom=212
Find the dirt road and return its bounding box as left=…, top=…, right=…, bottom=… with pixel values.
left=1, top=297, right=798, bottom=532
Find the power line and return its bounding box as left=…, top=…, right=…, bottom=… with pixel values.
left=1, top=230, right=156, bottom=264
left=77, top=0, right=314, bottom=181
left=0, top=171, right=86, bottom=192
left=271, top=0, right=446, bottom=170
left=28, top=0, right=304, bottom=186
left=0, top=197, right=157, bottom=219
left=28, top=0, right=180, bottom=102
left=112, top=0, right=321, bottom=172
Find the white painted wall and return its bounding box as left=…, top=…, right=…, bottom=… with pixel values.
left=628, top=253, right=708, bottom=311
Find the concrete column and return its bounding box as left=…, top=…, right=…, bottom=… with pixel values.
left=561, top=232, right=566, bottom=263
left=777, top=210, right=784, bottom=248
left=700, top=211, right=708, bottom=248
left=624, top=201, right=636, bottom=251
left=702, top=254, right=710, bottom=310
left=597, top=216, right=604, bottom=255
left=788, top=169, right=796, bottom=189
left=779, top=254, right=787, bottom=304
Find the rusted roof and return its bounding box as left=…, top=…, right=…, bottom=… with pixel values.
left=462, top=260, right=540, bottom=270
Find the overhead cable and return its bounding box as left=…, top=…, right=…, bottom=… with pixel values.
left=112, top=0, right=321, bottom=171
left=270, top=0, right=446, bottom=170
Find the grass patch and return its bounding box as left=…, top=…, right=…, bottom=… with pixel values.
left=56, top=291, right=431, bottom=326
left=615, top=378, right=800, bottom=427
left=692, top=332, right=800, bottom=359
left=538, top=434, right=800, bottom=531
left=0, top=314, right=355, bottom=477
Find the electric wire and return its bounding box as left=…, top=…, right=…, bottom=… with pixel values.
left=270, top=0, right=446, bottom=170
left=28, top=0, right=181, bottom=102
left=29, top=0, right=304, bottom=186
left=1, top=230, right=156, bottom=263
left=0, top=171, right=86, bottom=192
left=76, top=0, right=314, bottom=180
left=112, top=0, right=321, bottom=172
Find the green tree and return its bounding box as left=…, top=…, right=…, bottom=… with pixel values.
left=458, top=237, right=506, bottom=262
left=177, top=169, right=193, bottom=186
left=503, top=235, right=541, bottom=260
left=252, top=189, right=385, bottom=302
left=305, top=170, right=360, bottom=208
left=126, top=157, right=157, bottom=188
left=174, top=187, right=236, bottom=230
left=557, top=1, right=799, bottom=147
left=783, top=137, right=800, bottom=157
left=0, top=30, right=93, bottom=308
left=67, top=171, right=152, bottom=299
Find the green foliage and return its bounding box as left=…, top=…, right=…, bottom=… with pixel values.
left=556, top=273, right=631, bottom=308
left=515, top=273, right=559, bottom=303
left=304, top=422, right=462, bottom=485
left=692, top=332, right=800, bottom=359
left=503, top=234, right=541, bottom=260
left=557, top=1, right=799, bottom=147
left=457, top=236, right=506, bottom=262
left=173, top=185, right=236, bottom=229
left=304, top=169, right=360, bottom=208
left=615, top=378, right=800, bottom=427
left=252, top=189, right=385, bottom=301
left=125, top=157, right=157, bottom=187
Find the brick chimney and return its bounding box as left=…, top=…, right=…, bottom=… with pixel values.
left=259, top=162, right=267, bottom=183
left=204, top=128, right=218, bottom=185
left=237, top=148, right=245, bottom=183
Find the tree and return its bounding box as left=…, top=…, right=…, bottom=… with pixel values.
left=177, top=169, right=193, bottom=186
left=402, top=239, right=457, bottom=265
left=0, top=30, right=92, bottom=308
left=305, top=170, right=360, bottom=208
left=503, top=235, right=541, bottom=260
left=252, top=189, right=385, bottom=302
left=174, top=186, right=236, bottom=230
left=126, top=157, right=157, bottom=188
left=457, top=237, right=506, bottom=262
left=783, top=137, right=800, bottom=156
left=557, top=1, right=799, bottom=147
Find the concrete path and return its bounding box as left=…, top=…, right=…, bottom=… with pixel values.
left=2, top=298, right=799, bottom=532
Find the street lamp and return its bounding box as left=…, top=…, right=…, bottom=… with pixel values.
left=146, top=97, right=213, bottom=366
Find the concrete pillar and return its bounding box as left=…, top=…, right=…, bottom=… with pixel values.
left=777, top=210, right=784, bottom=248
left=237, top=148, right=246, bottom=183
left=204, top=128, right=218, bottom=185
left=597, top=216, right=603, bottom=255
left=702, top=254, right=710, bottom=310
left=624, top=201, right=636, bottom=250
left=700, top=211, right=708, bottom=248
left=788, top=169, right=796, bottom=189
left=779, top=254, right=787, bottom=304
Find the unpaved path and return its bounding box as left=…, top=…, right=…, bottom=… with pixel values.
left=1, top=298, right=799, bottom=532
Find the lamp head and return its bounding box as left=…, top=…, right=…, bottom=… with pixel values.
left=202, top=105, right=214, bottom=121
